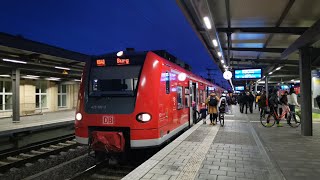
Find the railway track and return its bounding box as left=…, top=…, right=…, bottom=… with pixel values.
left=69, top=160, right=136, bottom=180
left=0, top=134, right=78, bottom=173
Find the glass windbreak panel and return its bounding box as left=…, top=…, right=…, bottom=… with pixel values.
left=89, top=66, right=141, bottom=97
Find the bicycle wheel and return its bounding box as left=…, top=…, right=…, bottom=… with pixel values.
left=219, top=113, right=224, bottom=127
left=288, top=112, right=301, bottom=128
left=260, top=113, right=276, bottom=127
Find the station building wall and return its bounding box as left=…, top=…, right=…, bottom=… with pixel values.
left=0, top=78, right=79, bottom=118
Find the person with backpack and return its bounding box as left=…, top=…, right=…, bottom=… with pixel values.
left=205, top=93, right=220, bottom=125
left=258, top=91, right=267, bottom=117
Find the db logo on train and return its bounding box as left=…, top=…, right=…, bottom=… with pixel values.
left=103, top=116, right=114, bottom=124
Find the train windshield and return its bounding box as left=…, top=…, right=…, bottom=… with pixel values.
left=89, top=65, right=141, bottom=97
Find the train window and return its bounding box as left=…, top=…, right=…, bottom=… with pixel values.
left=177, top=86, right=183, bottom=110
left=89, top=65, right=141, bottom=96
left=199, top=90, right=203, bottom=104
left=165, top=72, right=170, bottom=94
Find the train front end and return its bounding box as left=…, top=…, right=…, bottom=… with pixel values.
left=75, top=51, right=160, bottom=154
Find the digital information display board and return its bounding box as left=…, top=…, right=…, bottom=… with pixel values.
left=235, top=86, right=245, bottom=91
left=234, top=69, right=262, bottom=79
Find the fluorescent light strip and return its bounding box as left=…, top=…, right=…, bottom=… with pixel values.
left=46, top=77, right=61, bottom=81
left=217, top=52, right=222, bottom=57
left=3, top=58, right=27, bottom=64
left=276, top=67, right=281, bottom=71
left=221, top=60, right=224, bottom=64
left=0, top=75, right=10, bottom=77
left=203, top=16, right=211, bottom=29
left=212, top=39, right=218, bottom=47
left=55, top=66, right=70, bottom=70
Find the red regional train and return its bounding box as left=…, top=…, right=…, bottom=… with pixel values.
left=75, top=50, right=224, bottom=154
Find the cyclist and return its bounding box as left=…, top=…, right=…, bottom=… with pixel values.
left=288, top=87, right=300, bottom=124
left=268, top=88, right=282, bottom=127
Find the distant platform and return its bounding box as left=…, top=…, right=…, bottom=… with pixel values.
left=0, top=110, right=75, bottom=136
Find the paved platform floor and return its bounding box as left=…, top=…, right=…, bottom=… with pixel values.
left=0, top=110, right=75, bottom=135
left=123, top=105, right=320, bottom=180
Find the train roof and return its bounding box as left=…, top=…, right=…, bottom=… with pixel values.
left=93, top=49, right=192, bottom=72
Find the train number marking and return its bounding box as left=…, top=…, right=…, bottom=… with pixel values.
left=103, top=116, right=114, bottom=124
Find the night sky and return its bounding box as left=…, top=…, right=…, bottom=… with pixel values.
left=0, top=0, right=228, bottom=88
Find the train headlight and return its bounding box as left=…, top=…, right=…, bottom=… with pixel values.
left=76, top=113, right=82, bottom=121
left=136, top=113, right=152, bottom=122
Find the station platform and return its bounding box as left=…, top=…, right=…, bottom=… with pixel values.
left=0, top=110, right=75, bottom=136
left=123, top=106, right=320, bottom=180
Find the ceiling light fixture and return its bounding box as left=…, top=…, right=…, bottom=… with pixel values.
left=276, top=67, right=281, bottom=71
left=217, top=52, right=222, bottom=57
left=212, top=39, right=218, bottom=47
left=0, top=75, right=10, bottom=77
left=221, top=60, right=224, bottom=64
left=203, top=16, right=211, bottom=29
left=3, top=58, right=27, bottom=64
left=117, top=51, right=124, bottom=57
left=55, top=66, right=70, bottom=70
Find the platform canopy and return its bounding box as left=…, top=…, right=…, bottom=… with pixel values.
left=0, top=32, right=90, bottom=80
left=177, top=0, right=320, bottom=87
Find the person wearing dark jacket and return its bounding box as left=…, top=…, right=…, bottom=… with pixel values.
left=259, top=91, right=267, bottom=117
left=248, top=92, right=255, bottom=113
left=242, top=92, right=250, bottom=114
left=268, top=88, right=282, bottom=127
left=239, top=93, right=244, bottom=113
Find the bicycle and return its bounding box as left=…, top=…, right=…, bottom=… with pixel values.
left=260, top=104, right=301, bottom=128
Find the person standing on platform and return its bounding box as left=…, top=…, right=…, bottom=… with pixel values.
left=205, top=93, right=220, bottom=125
left=288, top=87, right=300, bottom=124
left=259, top=91, right=267, bottom=118
left=248, top=92, right=255, bottom=113
left=239, top=93, right=244, bottom=113
left=255, top=93, right=261, bottom=110
left=243, top=92, right=250, bottom=114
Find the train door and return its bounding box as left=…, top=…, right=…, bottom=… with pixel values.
left=189, top=80, right=194, bottom=127
left=189, top=80, right=198, bottom=127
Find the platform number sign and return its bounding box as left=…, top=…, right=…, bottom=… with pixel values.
left=103, top=116, right=114, bottom=125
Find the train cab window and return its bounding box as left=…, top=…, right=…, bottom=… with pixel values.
left=177, top=86, right=183, bottom=110
left=89, top=65, right=141, bottom=97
